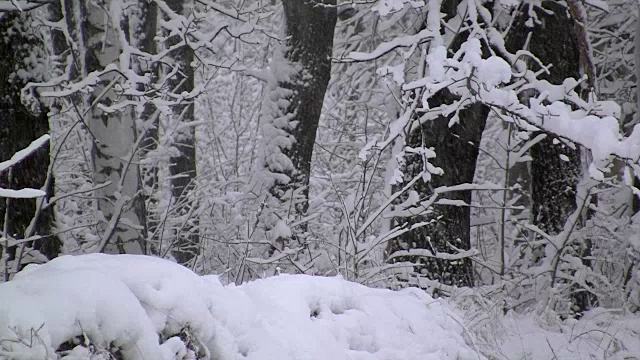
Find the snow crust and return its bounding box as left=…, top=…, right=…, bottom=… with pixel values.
left=0, top=254, right=481, bottom=360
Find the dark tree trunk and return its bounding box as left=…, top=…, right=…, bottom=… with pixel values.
left=386, top=0, right=489, bottom=290
left=263, top=0, right=337, bottom=249
left=278, top=0, right=337, bottom=214
left=164, top=0, right=199, bottom=266
left=137, top=0, right=160, bottom=254
left=387, top=102, right=488, bottom=289
left=505, top=0, right=593, bottom=315
left=0, top=12, right=61, bottom=265
left=505, top=1, right=582, bottom=236
left=634, top=1, right=640, bottom=215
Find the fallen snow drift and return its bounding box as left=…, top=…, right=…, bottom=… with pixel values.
left=0, top=254, right=481, bottom=359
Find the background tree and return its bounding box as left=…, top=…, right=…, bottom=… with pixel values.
left=505, top=0, right=590, bottom=316
left=61, top=0, right=147, bottom=254
left=0, top=11, right=60, bottom=270
left=259, top=0, right=337, bottom=252
left=161, top=0, right=199, bottom=266
left=506, top=1, right=583, bottom=239
left=386, top=0, right=489, bottom=289
left=136, top=0, right=161, bottom=254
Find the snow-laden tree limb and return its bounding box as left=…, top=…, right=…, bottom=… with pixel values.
left=0, top=135, right=50, bottom=175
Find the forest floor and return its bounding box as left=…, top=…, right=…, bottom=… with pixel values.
left=0, top=254, right=639, bottom=359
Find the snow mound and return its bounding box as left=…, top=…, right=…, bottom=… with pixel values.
left=0, top=254, right=482, bottom=360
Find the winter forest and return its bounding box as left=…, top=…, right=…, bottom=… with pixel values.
left=2, top=0, right=640, bottom=358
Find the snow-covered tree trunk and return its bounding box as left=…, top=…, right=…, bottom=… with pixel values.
left=386, top=0, right=489, bottom=289
left=278, top=0, right=337, bottom=204
left=0, top=11, right=60, bottom=264
left=65, top=0, right=147, bottom=254
left=389, top=107, right=488, bottom=290
left=259, top=0, right=337, bottom=250
left=506, top=0, right=592, bottom=315
left=506, top=0, right=582, bottom=236
left=163, top=0, right=199, bottom=266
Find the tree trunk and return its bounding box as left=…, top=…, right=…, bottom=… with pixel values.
left=506, top=1, right=582, bottom=235
left=0, top=12, right=61, bottom=265
left=163, top=0, right=199, bottom=266
left=386, top=0, right=489, bottom=290
left=505, top=0, right=590, bottom=315
left=260, top=0, right=337, bottom=249
left=387, top=102, right=488, bottom=290
left=65, top=0, right=147, bottom=254
left=279, top=0, right=337, bottom=210
left=136, top=0, right=161, bottom=253
left=634, top=0, right=640, bottom=214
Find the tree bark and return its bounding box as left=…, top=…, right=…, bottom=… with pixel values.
left=136, top=0, right=161, bottom=254
left=387, top=101, right=488, bottom=289
left=505, top=0, right=591, bottom=315
left=162, top=0, right=200, bottom=266
left=0, top=12, right=61, bottom=263
left=506, top=1, right=582, bottom=235
left=64, top=0, right=147, bottom=254
left=261, top=0, right=337, bottom=249
left=634, top=0, right=640, bottom=214
left=386, top=0, right=489, bottom=290
left=279, top=0, right=337, bottom=209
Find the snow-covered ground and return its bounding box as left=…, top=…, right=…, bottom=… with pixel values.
left=2, top=254, right=640, bottom=360
left=497, top=310, right=640, bottom=359
left=451, top=290, right=640, bottom=360
left=0, top=254, right=481, bottom=360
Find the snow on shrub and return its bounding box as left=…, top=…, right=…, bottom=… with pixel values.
left=0, top=254, right=482, bottom=360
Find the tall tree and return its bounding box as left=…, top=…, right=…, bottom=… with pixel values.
left=63, top=0, right=147, bottom=254
left=136, top=0, right=161, bottom=254
left=0, top=11, right=61, bottom=268
left=162, top=0, right=199, bottom=266
left=634, top=0, right=640, bottom=214
left=260, top=0, right=337, bottom=251
left=386, top=0, right=489, bottom=290
left=506, top=1, right=582, bottom=236
left=505, top=0, right=591, bottom=315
